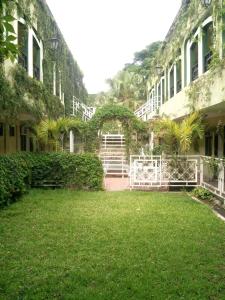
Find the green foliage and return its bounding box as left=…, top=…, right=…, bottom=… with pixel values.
left=1, top=190, right=225, bottom=299
left=192, top=187, right=213, bottom=201
left=0, top=0, right=18, bottom=62
left=124, top=41, right=163, bottom=80
left=35, top=117, right=86, bottom=151
left=91, top=42, right=162, bottom=109
left=34, top=0, right=88, bottom=112
left=0, top=154, right=31, bottom=207
left=0, top=0, right=87, bottom=118
left=153, top=112, right=204, bottom=155
left=86, top=104, right=148, bottom=154
left=0, top=65, right=64, bottom=121
left=0, top=152, right=103, bottom=207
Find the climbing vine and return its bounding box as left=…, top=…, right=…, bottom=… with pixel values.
left=85, top=104, right=148, bottom=155
left=0, top=64, right=64, bottom=121
left=1, top=0, right=88, bottom=120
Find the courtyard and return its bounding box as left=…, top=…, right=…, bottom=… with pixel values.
left=1, top=190, right=225, bottom=299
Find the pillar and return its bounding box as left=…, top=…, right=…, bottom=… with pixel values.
left=69, top=130, right=74, bottom=153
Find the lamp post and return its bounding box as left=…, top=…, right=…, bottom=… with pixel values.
left=200, top=0, right=212, bottom=7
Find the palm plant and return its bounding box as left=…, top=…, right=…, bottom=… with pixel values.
left=36, top=117, right=84, bottom=152
left=153, top=112, right=204, bottom=155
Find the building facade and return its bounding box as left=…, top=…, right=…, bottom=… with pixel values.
left=135, top=0, right=225, bottom=157
left=0, top=0, right=88, bottom=154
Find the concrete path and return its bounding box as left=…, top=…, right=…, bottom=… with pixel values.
left=104, top=177, right=130, bottom=191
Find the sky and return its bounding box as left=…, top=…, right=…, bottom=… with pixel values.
left=46, top=0, right=181, bottom=94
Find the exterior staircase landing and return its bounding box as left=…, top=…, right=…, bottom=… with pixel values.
left=99, top=134, right=129, bottom=178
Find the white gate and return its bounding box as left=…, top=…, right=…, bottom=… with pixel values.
left=130, top=155, right=199, bottom=189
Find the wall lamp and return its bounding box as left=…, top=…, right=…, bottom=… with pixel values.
left=201, top=0, right=212, bottom=7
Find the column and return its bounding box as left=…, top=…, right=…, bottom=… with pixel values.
left=186, top=40, right=191, bottom=85
left=69, top=130, right=74, bottom=153
left=174, top=64, right=177, bottom=95
left=59, top=70, right=62, bottom=100
left=53, top=63, right=56, bottom=96
left=181, top=42, right=186, bottom=89
left=40, top=40, right=44, bottom=82
left=198, top=27, right=203, bottom=77
left=28, top=28, right=33, bottom=77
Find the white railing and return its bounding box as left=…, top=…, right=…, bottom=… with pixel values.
left=71, top=97, right=96, bottom=121
left=134, top=96, right=161, bottom=120
left=130, top=155, right=199, bottom=188
left=100, top=134, right=128, bottom=177
left=129, top=154, right=225, bottom=203
left=200, top=156, right=225, bottom=199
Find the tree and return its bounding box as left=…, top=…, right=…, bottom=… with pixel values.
left=0, top=0, right=18, bottom=63
left=105, top=70, right=146, bottom=110
left=35, top=117, right=85, bottom=151
left=153, top=112, right=204, bottom=155
left=124, top=41, right=163, bottom=80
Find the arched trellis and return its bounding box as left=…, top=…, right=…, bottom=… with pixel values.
left=85, top=104, right=148, bottom=154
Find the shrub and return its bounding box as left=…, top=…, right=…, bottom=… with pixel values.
left=192, top=187, right=213, bottom=201
left=0, top=152, right=103, bottom=208
left=0, top=154, right=31, bottom=207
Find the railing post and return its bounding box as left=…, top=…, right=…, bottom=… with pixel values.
left=219, top=160, right=224, bottom=198
left=200, top=156, right=203, bottom=186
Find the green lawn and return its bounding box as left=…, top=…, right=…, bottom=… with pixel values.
left=1, top=190, right=225, bottom=300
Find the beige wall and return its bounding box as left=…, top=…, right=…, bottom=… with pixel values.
left=159, top=69, right=225, bottom=120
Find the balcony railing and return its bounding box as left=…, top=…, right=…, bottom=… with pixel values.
left=33, top=65, right=40, bottom=81
left=204, top=51, right=213, bottom=72
left=18, top=53, right=28, bottom=72
left=191, top=63, right=198, bottom=81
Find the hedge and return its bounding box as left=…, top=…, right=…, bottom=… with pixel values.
left=0, top=152, right=103, bottom=208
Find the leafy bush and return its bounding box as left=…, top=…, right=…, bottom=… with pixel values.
left=192, top=187, right=213, bottom=201
left=0, top=153, right=103, bottom=208
left=0, top=155, right=31, bottom=207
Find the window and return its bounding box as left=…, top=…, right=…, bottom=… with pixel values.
left=33, top=37, right=40, bottom=80
left=190, top=41, right=198, bottom=81
left=0, top=123, right=3, bottom=136
left=169, top=67, right=174, bottom=98
left=161, top=78, right=165, bottom=104
left=214, top=133, right=218, bottom=157
left=18, top=22, right=28, bottom=71
left=203, top=22, right=213, bottom=72
left=157, top=83, right=161, bottom=109
left=176, top=59, right=182, bottom=93
left=205, top=131, right=212, bottom=156
left=223, top=126, right=225, bottom=156
left=30, top=137, right=34, bottom=152
left=20, top=126, right=28, bottom=151
left=9, top=125, right=15, bottom=137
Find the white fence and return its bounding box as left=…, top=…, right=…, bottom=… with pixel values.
left=129, top=155, right=225, bottom=202
left=130, top=155, right=199, bottom=189
left=201, top=156, right=225, bottom=199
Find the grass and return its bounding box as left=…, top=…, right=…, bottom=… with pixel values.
left=0, top=190, right=225, bottom=299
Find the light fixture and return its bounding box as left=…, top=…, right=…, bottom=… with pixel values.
left=201, top=0, right=212, bottom=7
left=155, top=66, right=163, bottom=76
left=49, top=37, right=59, bottom=51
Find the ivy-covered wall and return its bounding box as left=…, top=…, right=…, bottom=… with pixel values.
left=2, top=0, right=88, bottom=121
left=36, top=0, right=88, bottom=115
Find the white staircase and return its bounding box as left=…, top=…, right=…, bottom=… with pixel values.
left=100, top=134, right=129, bottom=177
